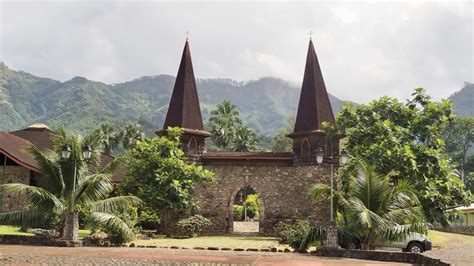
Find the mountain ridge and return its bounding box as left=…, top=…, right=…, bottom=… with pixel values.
left=0, top=63, right=472, bottom=137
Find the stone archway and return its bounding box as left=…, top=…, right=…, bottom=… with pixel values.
left=227, top=185, right=265, bottom=234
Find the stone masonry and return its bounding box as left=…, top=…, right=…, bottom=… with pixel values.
left=0, top=166, right=29, bottom=212
left=194, top=164, right=332, bottom=235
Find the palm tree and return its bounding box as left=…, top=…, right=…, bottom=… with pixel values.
left=232, top=126, right=259, bottom=152
left=0, top=127, right=142, bottom=241
left=309, top=161, right=428, bottom=250
left=208, top=100, right=242, bottom=150
left=96, top=123, right=119, bottom=155
left=120, top=122, right=145, bottom=149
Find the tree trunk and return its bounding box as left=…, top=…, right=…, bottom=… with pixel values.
left=62, top=212, right=79, bottom=241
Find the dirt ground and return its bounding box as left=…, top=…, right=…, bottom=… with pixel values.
left=424, top=230, right=474, bottom=265
left=0, top=245, right=407, bottom=265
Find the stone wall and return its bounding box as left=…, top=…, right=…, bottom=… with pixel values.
left=194, top=164, right=333, bottom=235
left=315, top=247, right=450, bottom=265
left=0, top=166, right=30, bottom=212
left=436, top=227, right=474, bottom=236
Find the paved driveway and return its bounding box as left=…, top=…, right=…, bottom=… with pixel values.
left=0, top=245, right=408, bottom=265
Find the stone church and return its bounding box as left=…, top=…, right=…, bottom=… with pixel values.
left=158, top=39, right=340, bottom=235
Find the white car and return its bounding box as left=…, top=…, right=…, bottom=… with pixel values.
left=380, top=233, right=432, bottom=253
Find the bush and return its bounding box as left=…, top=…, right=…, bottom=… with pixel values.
left=274, top=220, right=313, bottom=252
left=136, top=208, right=160, bottom=230
left=173, top=215, right=211, bottom=238
left=87, top=206, right=138, bottom=244
left=233, top=205, right=244, bottom=221
left=243, top=194, right=259, bottom=219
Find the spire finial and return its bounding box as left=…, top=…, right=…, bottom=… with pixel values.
left=309, top=30, right=313, bottom=40
left=185, top=30, right=190, bottom=41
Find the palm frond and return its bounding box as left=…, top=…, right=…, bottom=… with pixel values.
left=75, top=174, right=114, bottom=206
left=91, top=196, right=143, bottom=213
left=27, top=146, right=64, bottom=195
left=1, top=183, right=63, bottom=211
left=89, top=212, right=135, bottom=242
left=0, top=210, right=46, bottom=227
left=309, top=183, right=330, bottom=200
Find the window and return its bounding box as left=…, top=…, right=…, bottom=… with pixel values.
left=301, top=139, right=310, bottom=159
left=188, top=137, right=198, bottom=156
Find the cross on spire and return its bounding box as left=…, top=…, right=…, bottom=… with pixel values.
left=185, top=30, right=190, bottom=41
left=309, top=30, right=313, bottom=40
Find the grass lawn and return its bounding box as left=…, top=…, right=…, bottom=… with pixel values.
left=0, top=226, right=33, bottom=236
left=429, top=230, right=474, bottom=247
left=0, top=226, right=92, bottom=239
left=131, top=235, right=288, bottom=249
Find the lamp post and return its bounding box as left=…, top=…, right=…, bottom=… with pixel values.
left=315, top=148, right=349, bottom=222
left=60, top=144, right=92, bottom=240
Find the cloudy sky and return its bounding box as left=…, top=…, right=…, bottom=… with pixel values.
left=0, top=0, right=472, bottom=103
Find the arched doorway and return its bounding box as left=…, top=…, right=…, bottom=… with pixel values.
left=228, top=186, right=265, bottom=234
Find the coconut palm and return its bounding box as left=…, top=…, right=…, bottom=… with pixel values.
left=120, top=122, right=145, bottom=149
left=96, top=122, right=119, bottom=155
left=208, top=100, right=243, bottom=150
left=231, top=126, right=259, bottom=152
left=308, top=161, right=428, bottom=250
left=0, top=127, right=142, bottom=241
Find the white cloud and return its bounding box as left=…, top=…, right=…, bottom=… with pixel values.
left=0, top=1, right=472, bottom=103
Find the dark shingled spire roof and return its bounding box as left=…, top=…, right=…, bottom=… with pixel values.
left=289, top=40, right=335, bottom=137
left=161, top=40, right=210, bottom=136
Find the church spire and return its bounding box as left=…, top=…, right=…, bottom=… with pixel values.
left=290, top=39, right=335, bottom=136
left=161, top=40, right=210, bottom=137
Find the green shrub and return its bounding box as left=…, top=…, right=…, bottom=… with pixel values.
left=233, top=205, right=244, bottom=221
left=136, top=208, right=160, bottom=230
left=173, top=215, right=211, bottom=238
left=274, top=220, right=314, bottom=252
left=243, top=194, right=259, bottom=219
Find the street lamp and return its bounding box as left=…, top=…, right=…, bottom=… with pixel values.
left=61, top=145, right=71, bottom=160
left=82, top=145, right=92, bottom=160
left=61, top=145, right=93, bottom=161
left=316, top=147, right=349, bottom=222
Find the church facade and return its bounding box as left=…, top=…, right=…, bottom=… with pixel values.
left=158, top=39, right=340, bottom=235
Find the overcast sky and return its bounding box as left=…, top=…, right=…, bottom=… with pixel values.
left=0, top=0, right=472, bottom=103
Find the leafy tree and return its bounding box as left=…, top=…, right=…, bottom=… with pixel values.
left=120, top=122, right=145, bottom=150
left=120, top=127, right=215, bottom=234
left=327, top=88, right=471, bottom=225
left=443, top=116, right=474, bottom=180
left=0, top=127, right=142, bottom=241
left=309, top=161, right=428, bottom=250
left=95, top=122, right=119, bottom=155
left=242, top=194, right=259, bottom=219
left=208, top=100, right=243, bottom=150
left=232, top=126, right=259, bottom=152
left=271, top=116, right=295, bottom=152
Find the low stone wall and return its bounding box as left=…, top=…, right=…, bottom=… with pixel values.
left=314, top=247, right=450, bottom=266
left=436, top=226, right=474, bottom=236
left=0, top=235, right=82, bottom=247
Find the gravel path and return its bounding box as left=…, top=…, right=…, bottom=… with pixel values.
left=425, top=231, right=474, bottom=266
left=0, top=245, right=405, bottom=265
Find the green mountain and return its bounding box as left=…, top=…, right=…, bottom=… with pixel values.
left=449, top=82, right=474, bottom=117
left=0, top=63, right=345, bottom=136
left=1, top=62, right=471, bottom=137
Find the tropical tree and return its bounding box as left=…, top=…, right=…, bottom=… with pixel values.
left=208, top=100, right=243, bottom=150
left=120, top=122, right=145, bottom=150
left=308, top=161, right=428, bottom=250
left=121, top=127, right=215, bottom=235
left=95, top=122, right=119, bottom=155
left=326, top=88, right=471, bottom=225
left=232, top=126, right=259, bottom=152
left=271, top=116, right=295, bottom=152
left=443, top=116, right=474, bottom=181
left=0, top=127, right=142, bottom=241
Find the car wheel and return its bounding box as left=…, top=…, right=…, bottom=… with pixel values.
left=407, top=242, right=423, bottom=253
